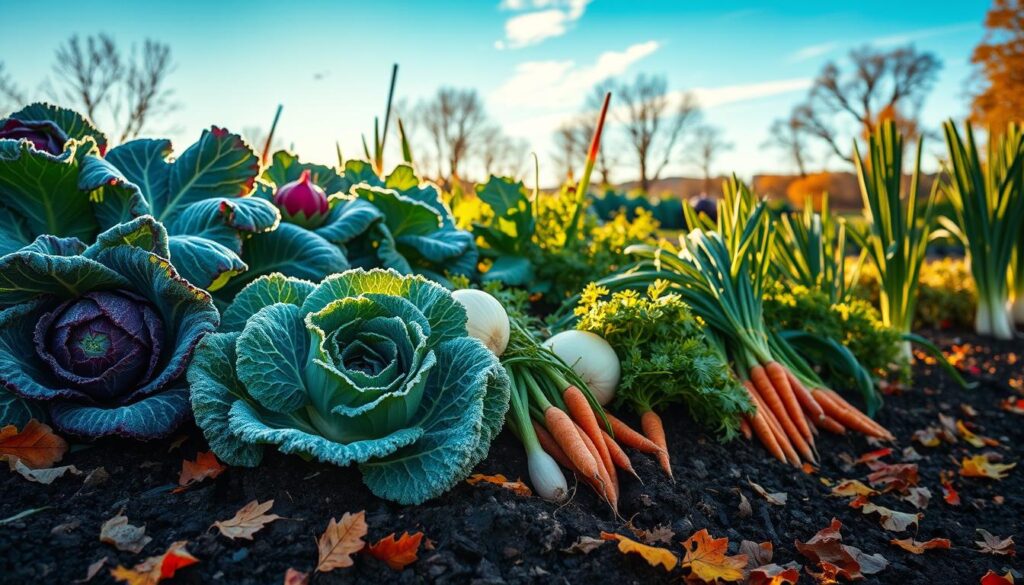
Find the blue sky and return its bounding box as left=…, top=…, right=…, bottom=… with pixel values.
left=0, top=0, right=991, bottom=183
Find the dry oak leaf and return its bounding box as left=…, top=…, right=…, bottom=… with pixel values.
left=562, top=536, right=605, bottom=554
left=749, top=563, right=800, bottom=585
left=8, top=458, right=80, bottom=484
left=975, top=529, right=1015, bottom=556
left=960, top=455, right=1016, bottom=480
left=980, top=569, right=1017, bottom=584
left=795, top=518, right=887, bottom=580
left=866, top=462, right=919, bottom=492
left=177, top=451, right=226, bottom=488
left=367, top=531, right=424, bottom=571
left=889, top=537, right=951, bottom=554
left=748, top=479, right=787, bottom=506
left=680, top=529, right=747, bottom=584
left=739, top=539, right=774, bottom=569
left=316, top=511, right=368, bottom=572
left=283, top=568, right=309, bottom=585
left=100, top=510, right=152, bottom=554
left=466, top=473, right=532, bottom=496
left=110, top=541, right=198, bottom=585
left=0, top=419, right=67, bottom=468
left=600, top=531, right=678, bottom=571
left=860, top=503, right=921, bottom=533
left=213, top=499, right=281, bottom=541
left=635, top=524, right=676, bottom=546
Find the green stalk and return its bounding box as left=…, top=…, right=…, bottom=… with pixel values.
left=397, top=117, right=413, bottom=164
left=335, top=141, right=344, bottom=168
left=260, top=104, right=283, bottom=167
left=376, top=63, right=399, bottom=173
left=563, top=91, right=611, bottom=249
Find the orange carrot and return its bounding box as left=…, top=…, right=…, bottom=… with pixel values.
left=765, top=362, right=814, bottom=445
left=812, top=391, right=890, bottom=440
left=739, top=418, right=752, bottom=440
left=533, top=420, right=576, bottom=472
left=577, top=422, right=616, bottom=509
left=544, top=406, right=601, bottom=483
left=820, top=389, right=894, bottom=440
left=748, top=382, right=801, bottom=466
left=640, top=410, right=672, bottom=479
left=563, top=386, right=616, bottom=489
left=605, top=412, right=661, bottom=454
left=787, top=370, right=825, bottom=422
left=815, top=415, right=846, bottom=435
left=743, top=382, right=785, bottom=463
left=750, top=365, right=815, bottom=463
left=602, top=429, right=640, bottom=480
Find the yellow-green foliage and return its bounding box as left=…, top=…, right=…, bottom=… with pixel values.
left=851, top=257, right=977, bottom=330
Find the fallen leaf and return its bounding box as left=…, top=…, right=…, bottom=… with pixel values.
left=957, top=420, right=999, bottom=448
left=861, top=503, right=921, bottom=532
left=848, top=494, right=871, bottom=509
left=748, top=480, right=787, bottom=506
left=889, top=537, right=951, bottom=554
left=634, top=524, right=675, bottom=546
left=1000, top=397, right=1024, bottom=415
left=940, top=471, right=961, bottom=505
left=901, top=446, right=923, bottom=461
left=601, top=531, right=678, bottom=571
left=316, top=511, right=368, bottom=572
left=960, top=455, right=1016, bottom=480
left=801, top=463, right=816, bottom=474
left=367, top=531, right=423, bottom=571
left=795, top=518, right=888, bottom=580
left=749, top=563, right=800, bottom=585
left=8, top=458, right=80, bottom=484
left=110, top=541, right=198, bottom=585
left=680, top=529, right=747, bottom=583
left=855, top=448, right=892, bottom=464
left=739, top=539, right=774, bottom=568
left=100, top=511, right=152, bottom=554
left=466, top=473, right=532, bottom=496
left=0, top=420, right=67, bottom=468
left=83, top=467, right=110, bottom=488
left=830, top=479, right=879, bottom=498
left=899, top=486, right=931, bottom=510
left=976, top=529, right=1015, bottom=556
left=73, top=557, right=108, bottom=583
left=980, top=569, right=1016, bottom=584
left=912, top=426, right=942, bottom=447
left=177, top=451, right=226, bottom=489
left=212, top=499, right=281, bottom=541
left=562, top=536, right=605, bottom=554
left=960, top=403, right=978, bottom=417
left=283, top=568, right=309, bottom=585
left=737, top=490, right=753, bottom=518
left=866, top=462, right=919, bottom=492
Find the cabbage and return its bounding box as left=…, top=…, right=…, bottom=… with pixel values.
left=0, top=216, right=219, bottom=438
left=187, top=269, right=509, bottom=504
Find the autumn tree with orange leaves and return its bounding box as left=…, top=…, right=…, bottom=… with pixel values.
left=971, top=0, right=1024, bottom=131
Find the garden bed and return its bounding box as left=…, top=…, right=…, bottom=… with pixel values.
left=1, top=329, right=1020, bottom=584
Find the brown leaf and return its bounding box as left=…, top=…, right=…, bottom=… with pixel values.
left=748, top=563, right=800, bottom=585
left=634, top=524, right=675, bottom=546
left=100, top=510, right=152, bottom=554
left=680, top=529, right=747, bottom=583
left=316, top=511, right=368, bottom=572
left=830, top=479, right=879, bottom=498
left=109, top=541, right=198, bottom=585
left=748, top=480, right=787, bottom=506
left=0, top=420, right=67, bottom=469
left=866, top=462, right=919, bottom=492
left=212, top=499, right=281, bottom=541
left=8, top=458, right=80, bottom=484
left=899, top=486, right=931, bottom=510
left=282, top=568, right=309, bottom=585
left=795, top=518, right=888, bottom=580
left=739, top=540, right=773, bottom=568
left=601, top=531, right=678, bottom=571
left=562, top=536, right=605, bottom=554
left=861, top=503, right=921, bottom=532
left=466, top=473, right=532, bottom=496
left=367, top=531, right=423, bottom=571
left=177, top=451, right=226, bottom=488
left=855, top=447, right=892, bottom=464
left=73, top=557, right=108, bottom=583
left=960, top=455, right=1016, bottom=480
left=889, top=537, right=951, bottom=554
left=975, top=529, right=1015, bottom=556
left=736, top=490, right=753, bottom=518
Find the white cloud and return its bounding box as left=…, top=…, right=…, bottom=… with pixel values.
left=490, top=40, right=660, bottom=109
left=687, top=78, right=813, bottom=109
left=788, top=41, right=838, bottom=62
left=870, top=22, right=977, bottom=47
left=495, top=0, right=592, bottom=49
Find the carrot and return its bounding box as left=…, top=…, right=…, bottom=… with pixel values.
left=820, top=389, right=894, bottom=440
left=563, top=386, right=616, bottom=489
left=812, top=390, right=891, bottom=440
left=743, top=382, right=785, bottom=463
left=787, top=370, right=825, bottom=423
left=533, top=420, right=576, bottom=472
left=640, top=410, right=672, bottom=479
left=602, top=429, right=640, bottom=481
left=605, top=412, right=661, bottom=454
left=544, top=406, right=601, bottom=483
left=748, top=382, right=801, bottom=466
left=765, top=362, right=815, bottom=445
left=750, top=365, right=815, bottom=463
left=815, top=415, right=846, bottom=435
left=739, top=418, right=753, bottom=441
left=577, top=422, right=617, bottom=509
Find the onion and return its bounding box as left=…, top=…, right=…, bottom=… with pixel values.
left=452, top=289, right=510, bottom=357
left=527, top=448, right=568, bottom=502
left=544, top=330, right=619, bottom=405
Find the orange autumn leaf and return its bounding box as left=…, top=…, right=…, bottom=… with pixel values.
left=110, top=541, right=198, bottom=585
left=940, top=471, right=961, bottom=505
left=600, top=531, right=678, bottom=571
left=680, top=529, right=747, bottom=584
left=830, top=479, right=880, bottom=498
left=748, top=563, right=800, bottom=585
left=367, top=531, right=424, bottom=571
left=177, top=451, right=226, bottom=488
left=0, top=419, right=67, bottom=469
left=855, top=448, right=892, bottom=465
left=889, top=538, right=951, bottom=554
left=466, top=473, right=532, bottom=497
left=956, top=420, right=999, bottom=448
left=212, top=499, right=281, bottom=541
left=980, top=569, right=1016, bottom=585
left=316, top=511, right=368, bottom=573
left=960, top=455, right=1016, bottom=480
left=1000, top=397, right=1024, bottom=415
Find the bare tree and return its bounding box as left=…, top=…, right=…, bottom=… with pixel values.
left=551, top=120, right=588, bottom=182
left=50, top=34, right=177, bottom=143
left=416, top=87, right=487, bottom=186
left=612, top=74, right=700, bottom=192
left=793, top=45, right=941, bottom=164
left=0, top=62, right=26, bottom=114
left=764, top=115, right=811, bottom=176
left=689, top=125, right=732, bottom=195
left=478, top=125, right=528, bottom=179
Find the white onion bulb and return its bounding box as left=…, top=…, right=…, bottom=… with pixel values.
left=452, top=289, right=510, bottom=357
left=544, top=330, right=620, bottom=405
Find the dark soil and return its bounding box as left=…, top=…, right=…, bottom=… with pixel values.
left=1, top=329, right=1021, bottom=584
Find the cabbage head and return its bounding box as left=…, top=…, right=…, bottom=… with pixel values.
left=187, top=269, right=509, bottom=504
